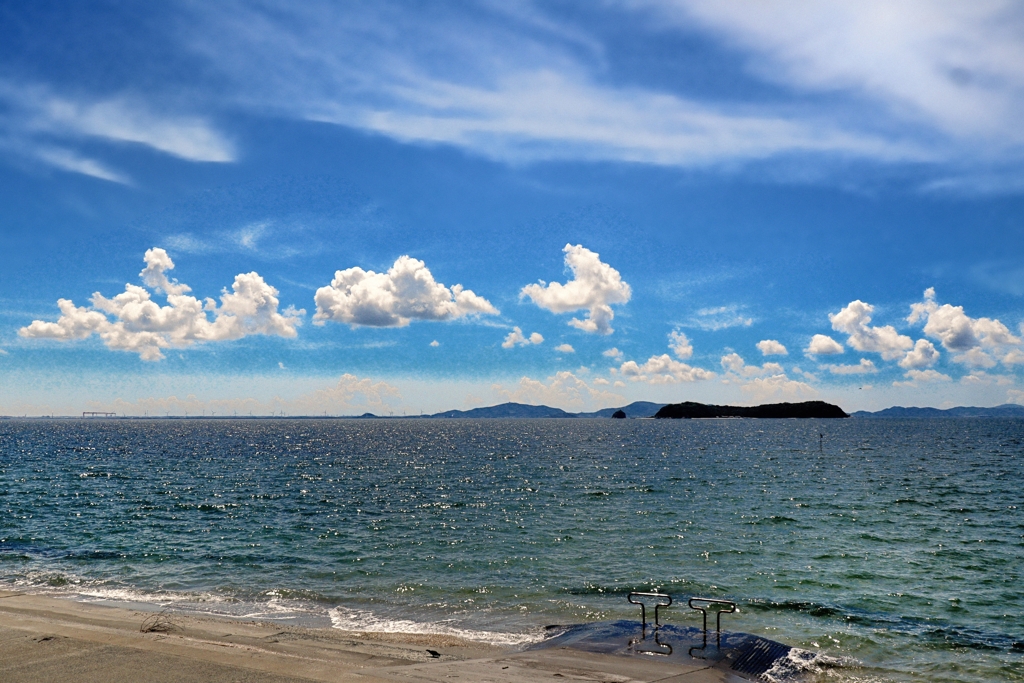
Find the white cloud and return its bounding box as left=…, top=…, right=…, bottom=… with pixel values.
left=893, top=368, right=952, bottom=387
left=555, top=343, right=575, bottom=353
left=620, top=354, right=715, bottom=384
left=792, top=366, right=819, bottom=382
left=689, top=305, right=753, bottom=331
left=805, top=334, right=844, bottom=356
left=740, top=374, right=817, bottom=402
left=830, top=300, right=914, bottom=360
left=35, top=146, right=131, bottom=184
left=959, top=370, right=1013, bottom=385
left=899, top=338, right=940, bottom=369
left=289, top=374, right=401, bottom=413
left=756, top=339, right=788, bottom=356
left=720, top=352, right=785, bottom=378
left=669, top=330, right=693, bottom=359
left=0, top=81, right=234, bottom=182
left=719, top=352, right=816, bottom=400
left=492, top=371, right=623, bottom=410
left=828, top=359, right=878, bottom=375
left=908, top=288, right=1020, bottom=366
left=1003, top=348, right=1024, bottom=365
left=19, top=248, right=302, bottom=361
left=37, top=95, right=235, bottom=162
left=952, top=348, right=998, bottom=369
left=1008, top=389, right=1024, bottom=405
left=430, top=340, right=440, bottom=347
left=502, top=326, right=544, bottom=349
left=603, top=347, right=624, bottom=361
left=593, top=377, right=609, bottom=385
left=655, top=1, right=1024, bottom=152
left=521, top=244, right=630, bottom=335
left=314, top=255, right=497, bottom=327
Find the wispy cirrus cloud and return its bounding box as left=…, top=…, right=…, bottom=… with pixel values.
left=644, top=1, right=1024, bottom=153
left=181, top=1, right=937, bottom=174
left=0, top=80, right=234, bottom=182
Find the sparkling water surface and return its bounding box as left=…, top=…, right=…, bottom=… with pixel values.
left=1, top=418, right=1021, bottom=682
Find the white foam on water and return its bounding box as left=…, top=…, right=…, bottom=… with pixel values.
left=328, top=605, right=543, bottom=647
left=762, top=647, right=853, bottom=682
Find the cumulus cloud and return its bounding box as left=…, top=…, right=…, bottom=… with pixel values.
left=756, top=339, right=788, bottom=356
left=521, top=244, right=630, bottom=335
left=908, top=288, right=1020, bottom=366
left=502, top=327, right=544, bottom=348
left=492, top=371, right=622, bottom=410
left=19, top=248, right=302, bottom=361
left=828, top=359, right=878, bottom=375
left=1003, top=348, right=1024, bottom=365
left=720, top=352, right=785, bottom=378
left=555, top=343, right=575, bottom=353
left=429, top=340, right=440, bottom=347
left=893, top=368, right=952, bottom=387
left=620, top=354, right=715, bottom=384
left=1008, top=389, right=1024, bottom=405
left=669, top=330, right=693, bottom=359
left=952, top=348, right=998, bottom=369
left=719, top=352, right=816, bottom=401
left=830, top=300, right=914, bottom=360
left=804, top=334, right=844, bottom=356
left=313, top=255, right=497, bottom=327
left=899, top=338, right=940, bottom=369
left=603, top=347, right=624, bottom=361
left=959, top=371, right=1014, bottom=386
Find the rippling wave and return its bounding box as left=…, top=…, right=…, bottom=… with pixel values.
left=1, top=417, right=1022, bottom=682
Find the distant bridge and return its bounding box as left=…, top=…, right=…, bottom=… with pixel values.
left=82, top=411, right=116, bottom=418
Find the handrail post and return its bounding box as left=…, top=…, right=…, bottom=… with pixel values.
left=687, top=597, right=736, bottom=648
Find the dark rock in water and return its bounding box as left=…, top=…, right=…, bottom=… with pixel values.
left=611, top=410, right=627, bottom=419
left=655, top=400, right=848, bottom=419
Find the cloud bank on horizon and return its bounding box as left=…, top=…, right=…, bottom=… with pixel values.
left=18, top=244, right=1024, bottom=409
left=2, top=1, right=1024, bottom=414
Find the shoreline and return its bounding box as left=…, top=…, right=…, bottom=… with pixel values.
left=0, top=590, right=752, bottom=682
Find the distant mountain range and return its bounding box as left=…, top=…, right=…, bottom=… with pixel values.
left=851, top=404, right=1024, bottom=418
left=423, top=401, right=1024, bottom=419
left=429, top=401, right=665, bottom=419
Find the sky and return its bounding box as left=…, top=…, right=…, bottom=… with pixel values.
left=3, top=0, right=1024, bottom=416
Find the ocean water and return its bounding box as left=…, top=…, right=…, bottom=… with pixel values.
left=0, top=417, right=1021, bottom=682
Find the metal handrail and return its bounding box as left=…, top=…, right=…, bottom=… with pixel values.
left=688, top=597, right=736, bottom=648
left=627, top=591, right=673, bottom=656
left=628, top=591, right=672, bottom=631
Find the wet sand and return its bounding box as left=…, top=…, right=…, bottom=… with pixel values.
left=0, top=590, right=749, bottom=682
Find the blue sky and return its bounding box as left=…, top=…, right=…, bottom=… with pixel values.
left=3, top=1, right=1024, bottom=415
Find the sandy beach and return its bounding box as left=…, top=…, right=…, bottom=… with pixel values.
left=0, top=590, right=750, bottom=683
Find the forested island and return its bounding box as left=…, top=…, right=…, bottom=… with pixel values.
left=654, top=400, right=849, bottom=419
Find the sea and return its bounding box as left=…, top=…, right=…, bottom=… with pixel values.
left=1, top=417, right=1021, bottom=682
